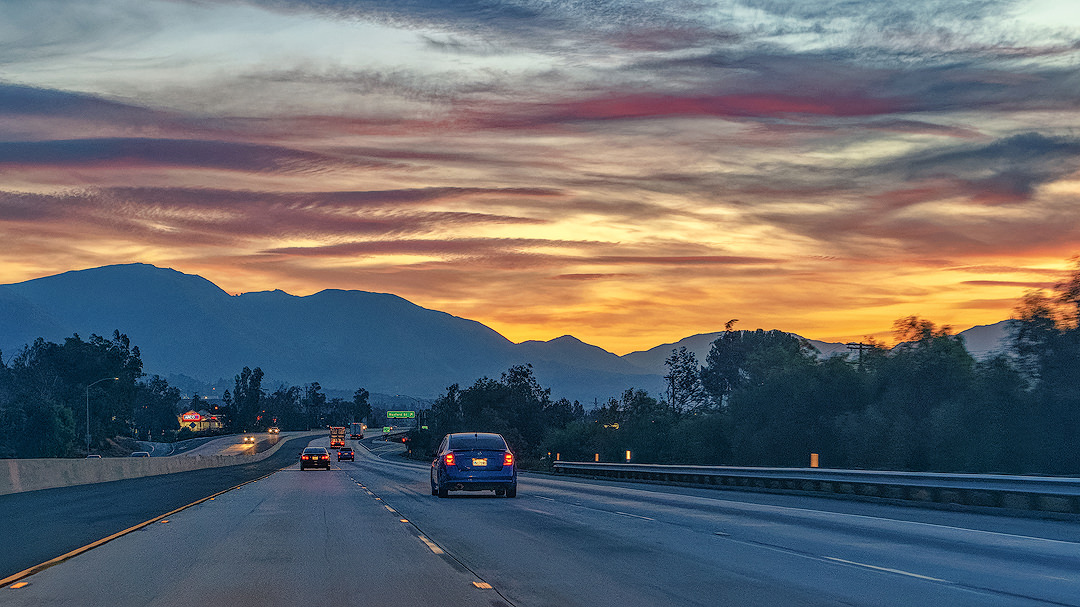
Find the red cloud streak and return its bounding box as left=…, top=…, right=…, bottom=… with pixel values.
left=558, top=93, right=905, bottom=121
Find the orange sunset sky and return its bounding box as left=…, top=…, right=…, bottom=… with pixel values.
left=1, top=0, right=1079, bottom=354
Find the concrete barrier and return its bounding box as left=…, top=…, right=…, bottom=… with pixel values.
left=0, top=431, right=323, bottom=496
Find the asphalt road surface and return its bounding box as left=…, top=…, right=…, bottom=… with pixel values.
left=3, top=436, right=1079, bottom=606
left=0, top=434, right=313, bottom=580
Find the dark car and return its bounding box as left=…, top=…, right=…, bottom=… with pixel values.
left=337, top=446, right=354, bottom=461
left=300, top=446, right=330, bottom=470
left=431, top=432, right=517, bottom=498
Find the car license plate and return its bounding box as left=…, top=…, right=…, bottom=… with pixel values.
left=472, top=458, right=487, bottom=467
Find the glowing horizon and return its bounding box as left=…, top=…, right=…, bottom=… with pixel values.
left=1, top=1, right=1078, bottom=356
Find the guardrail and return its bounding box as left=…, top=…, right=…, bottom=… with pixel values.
left=551, top=461, right=1080, bottom=515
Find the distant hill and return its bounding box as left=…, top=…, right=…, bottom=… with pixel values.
left=0, top=264, right=662, bottom=403
left=957, top=321, right=1012, bottom=359
left=0, top=264, right=1014, bottom=403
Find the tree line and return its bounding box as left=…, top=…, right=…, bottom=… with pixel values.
left=0, top=332, right=371, bottom=457
left=4, top=259, right=1079, bottom=471
left=411, top=260, right=1080, bottom=475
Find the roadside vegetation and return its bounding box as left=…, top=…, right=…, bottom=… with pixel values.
left=3, top=260, right=1079, bottom=473
left=412, top=259, right=1080, bottom=476
left=0, top=335, right=370, bottom=458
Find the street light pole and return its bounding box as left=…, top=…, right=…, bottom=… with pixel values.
left=86, top=377, right=119, bottom=455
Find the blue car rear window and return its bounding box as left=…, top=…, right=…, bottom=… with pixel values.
left=449, top=434, right=507, bottom=451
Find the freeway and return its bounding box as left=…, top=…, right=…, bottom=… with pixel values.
left=3, top=436, right=1079, bottom=606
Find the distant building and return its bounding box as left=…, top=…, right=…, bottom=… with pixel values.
left=178, top=410, right=224, bottom=433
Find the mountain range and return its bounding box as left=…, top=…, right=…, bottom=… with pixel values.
left=0, top=264, right=1011, bottom=404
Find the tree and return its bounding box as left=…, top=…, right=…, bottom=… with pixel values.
left=663, top=347, right=706, bottom=415
left=701, top=329, right=817, bottom=407
left=1006, top=260, right=1080, bottom=473
left=0, top=332, right=143, bottom=457
left=232, top=367, right=265, bottom=431
left=134, top=376, right=181, bottom=442
left=870, top=317, right=975, bottom=471
left=353, top=387, right=371, bottom=424
left=300, top=382, right=327, bottom=428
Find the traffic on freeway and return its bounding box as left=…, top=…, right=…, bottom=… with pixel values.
left=2, top=434, right=1079, bottom=606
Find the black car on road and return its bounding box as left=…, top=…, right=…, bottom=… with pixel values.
left=300, top=446, right=330, bottom=470
left=337, top=446, right=354, bottom=461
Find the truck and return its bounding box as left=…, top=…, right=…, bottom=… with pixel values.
left=329, top=426, right=346, bottom=448
left=349, top=422, right=365, bottom=440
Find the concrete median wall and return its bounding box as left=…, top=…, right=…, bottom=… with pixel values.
left=0, top=431, right=322, bottom=496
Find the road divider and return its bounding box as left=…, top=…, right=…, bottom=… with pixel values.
left=0, top=432, right=322, bottom=496
left=552, top=461, right=1080, bottom=516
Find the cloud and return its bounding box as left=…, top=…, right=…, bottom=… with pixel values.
left=962, top=280, right=1057, bottom=288
left=238, top=0, right=715, bottom=54
left=0, top=186, right=565, bottom=249
left=896, top=133, right=1080, bottom=204
left=0, top=84, right=165, bottom=121
left=551, top=273, right=637, bottom=281
left=0, top=138, right=371, bottom=173
left=588, top=255, right=777, bottom=266
left=266, top=237, right=583, bottom=257
left=1, top=0, right=1079, bottom=354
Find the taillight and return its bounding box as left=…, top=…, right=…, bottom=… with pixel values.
left=504, top=452, right=514, bottom=467
left=444, top=452, right=456, bottom=466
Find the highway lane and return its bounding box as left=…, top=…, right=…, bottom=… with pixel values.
left=5, top=436, right=1079, bottom=606
left=0, top=434, right=313, bottom=580
left=2, top=444, right=507, bottom=607
left=346, top=440, right=1080, bottom=607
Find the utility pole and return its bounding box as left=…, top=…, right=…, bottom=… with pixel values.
left=846, top=342, right=873, bottom=371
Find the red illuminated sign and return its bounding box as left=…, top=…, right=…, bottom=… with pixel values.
left=182, top=412, right=202, bottom=422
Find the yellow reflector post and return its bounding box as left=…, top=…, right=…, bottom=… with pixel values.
left=810, top=453, right=820, bottom=468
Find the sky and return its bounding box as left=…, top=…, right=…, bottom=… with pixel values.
left=1, top=0, right=1079, bottom=354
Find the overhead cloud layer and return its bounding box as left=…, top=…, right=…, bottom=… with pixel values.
left=1, top=0, right=1078, bottom=352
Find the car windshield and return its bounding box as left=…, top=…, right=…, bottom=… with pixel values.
left=448, top=434, right=507, bottom=451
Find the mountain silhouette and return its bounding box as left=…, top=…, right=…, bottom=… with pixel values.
left=0, top=264, right=1011, bottom=402
left=0, top=264, right=663, bottom=401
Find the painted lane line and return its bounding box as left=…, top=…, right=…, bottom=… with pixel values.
left=703, top=493, right=1080, bottom=548
left=534, top=495, right=555, bottom=501
left=418, top=535, right=445, bottom=555
left=824, top=557, right=949, bottom=583
left=539, top=475, right=1079, bottom=548
left=615, top=511, right=655, bottom=521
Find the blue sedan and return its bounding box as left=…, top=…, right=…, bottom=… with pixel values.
left=431, top=432, right=517, bottom=498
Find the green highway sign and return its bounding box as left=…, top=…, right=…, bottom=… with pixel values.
left=382, top=426, right=392, bottom=433
left=387, top=411, right=416, bottom=419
